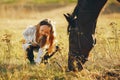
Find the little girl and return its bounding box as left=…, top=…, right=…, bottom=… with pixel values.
left=23, top=19, right=57, bottom=64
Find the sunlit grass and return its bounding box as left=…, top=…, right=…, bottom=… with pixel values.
left=0, top=4, right=120, bottom=80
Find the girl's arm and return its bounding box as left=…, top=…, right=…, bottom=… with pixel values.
left=23, top=26, right=36, bottom=43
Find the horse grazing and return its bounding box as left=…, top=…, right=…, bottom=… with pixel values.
left=64, top=0, right=107, bottom=72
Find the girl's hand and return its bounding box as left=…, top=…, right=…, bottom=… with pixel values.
left=31, top=42, right=38, bottom=46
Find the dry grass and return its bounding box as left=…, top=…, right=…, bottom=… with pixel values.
left=0, top=3, right=120, bottom=80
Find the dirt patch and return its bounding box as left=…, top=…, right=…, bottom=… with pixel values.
left=0, top=3, right=68, bottom=18
left=0, top=4, right=67, bottom=13
left=103, top=2, right=120, bottom=14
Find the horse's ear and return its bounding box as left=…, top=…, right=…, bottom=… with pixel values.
left=64, top=13, right=75, bottom=25
left=67, top=13, right=71, bottom=17
left=64, top=13, right=74, bottom=24
left=63, top=13, right=70, bottom=23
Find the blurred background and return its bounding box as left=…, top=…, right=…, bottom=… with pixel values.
left=0, top=0, right=120, bottom=80
left=0, top=0, right=120, bottom=18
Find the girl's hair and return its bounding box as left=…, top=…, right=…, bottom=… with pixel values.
left=36, top=19, right=56, bottom=53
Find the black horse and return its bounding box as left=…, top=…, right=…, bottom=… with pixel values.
left=64, top=0, right=107, bottom=72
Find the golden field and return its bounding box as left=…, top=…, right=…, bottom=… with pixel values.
left=0, top=1, right=120, bottom=80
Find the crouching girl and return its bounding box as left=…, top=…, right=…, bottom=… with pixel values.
left=22, top=19, right=57, bottom=64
